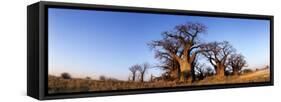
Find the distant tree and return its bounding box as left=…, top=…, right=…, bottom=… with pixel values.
left=201, top=41, right=235, bottom=78
left=150, top=74, right=154, bottom=82
left=193, top=63, right=207, bottom=81
left=228, top=53, right=247, bottom=75
left=129, top=64, right=142, bottom=82
left=99, top=75, right=118, bottom=81
left=85, top=76, right=91, bottom=80
left=205, top=66, right=215, bottom=76
left=61, top=72, right=71, bottom=79
left=149, top=22, right=207, bottom=82
left=138, top=63, right=150, bottom=82
left=242, top=69, right=253, bottom=74
left=99, top=75, right=106, bottom=81
left=224, top=68, right=233, bottom=76
left=106, top=77, right=119, bottom=81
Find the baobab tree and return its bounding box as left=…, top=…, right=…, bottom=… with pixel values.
left=129, top=64, right=141, bottom=81
left=138, top=63, right=150, bottom=82
left=228, top=53, right=247, bottom=75
left=205, top=66, right=215, bottom=76
left=193, top=63, right=207, bottom=81
left=201, top=41, right=235, bottom=78
left=154, top=50, right=180, bottom=80
left=149, top=22, right=207, bottom=82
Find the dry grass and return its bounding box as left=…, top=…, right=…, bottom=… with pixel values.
left=48, top=76, right=184, bottom=94
left=195, top=69, right=270, bottom=85
left=48, top=69, right=270, bottom=94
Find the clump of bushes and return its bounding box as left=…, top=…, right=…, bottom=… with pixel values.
left=61, top=72, right=71, bottom=79
left=86, top=76, right=91, bottom=80
left=99, top=75, right=106, bottom=81
left=241, top=69, right=253, bottom=74
left=99, top=75, right=118, bottom=81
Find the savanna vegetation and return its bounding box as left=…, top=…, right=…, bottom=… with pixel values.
left=48, top=22, right=270, bottom=94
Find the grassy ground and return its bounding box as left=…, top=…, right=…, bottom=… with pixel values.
left=195, top=69, right=270, bottom=85
left=48, top=69, right=270, bottom=94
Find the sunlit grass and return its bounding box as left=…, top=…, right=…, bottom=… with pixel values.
left=48, top=69, right=270, bottom=94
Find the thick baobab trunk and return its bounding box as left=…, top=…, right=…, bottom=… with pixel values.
left=179, top=61, right=191, bottom=82
left=215, top=63, right=225, bottom=79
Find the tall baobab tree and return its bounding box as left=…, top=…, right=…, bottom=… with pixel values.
left=149, top=22, right=207, bottom=82
left=129, top=64, right=141, bottom=81
left=228, top=53, right=247, bottom=75
left=201, top=41, right=235, bottom=78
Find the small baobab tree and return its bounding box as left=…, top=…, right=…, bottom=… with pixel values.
left=138, top=63, right=150, bottom=82
left=228, top=53, right=247, bottom=75
left=201, top=41, right=235, bottom=78
left=149, top=22, right=207, bottom=82
left=129, top=64, right=141, bottom=82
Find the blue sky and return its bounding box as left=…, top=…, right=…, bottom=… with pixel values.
left=48, top=8, right=270, bottom=80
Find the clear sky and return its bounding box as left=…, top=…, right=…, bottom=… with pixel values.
left=48, top=8, right=270, bottom=80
